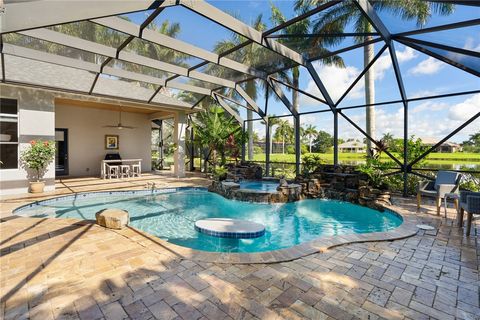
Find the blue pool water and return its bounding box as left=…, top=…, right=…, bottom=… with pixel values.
left=239, top=180, right=279, bottom=192
left=14, top=188, right=402, bottom=253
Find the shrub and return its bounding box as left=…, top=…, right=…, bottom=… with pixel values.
left=357, top=158, right=391, bottom=190
left=301, top=144, right=309, bottom=154
left=20, top=140, right=55, bottom=181
left=213, top=166, right=228, bottom=181
left=302, top=154, right=323, bottom=177
left=253, top=146, right=263, bottom=154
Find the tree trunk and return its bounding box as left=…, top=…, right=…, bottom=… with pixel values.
left=212, top=148, right=217, bottom=169
left=364, top=35, right=376, bottom=157
left=245, top=80, right=256, bottom=161
left=309, top=139, right=312, bottom=153
left=269, top=126, right=273, bottom=155
left=247, top=109, right=253, bottom=160
left=292, top=67, right=300, bottom=113
left=203, top=149, right=209, bottom=174
left=282, top=137, right=285, bottom=154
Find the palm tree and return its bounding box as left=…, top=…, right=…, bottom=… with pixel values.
left=212, top=15, right=267, bottom=161
left=270, top=4, right=344, bottom=113
left=274, top=120, right=293, bottom=154
left=381, top=132, right=395, bottom=149
left=127, top=19, right=190, bottom=91
left=295, top=0, right=454, bottom=156
left=139, top=20, right=188, bottom=67
left=261, top=115, right=283, bottom=155
left=304, top=124, right=318, bottom=153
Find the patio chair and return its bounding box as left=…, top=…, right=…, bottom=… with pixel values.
left=105, top=164, right=119, bottom=179
left=417, top=171, right=462, bottom=215
left=458, top=191, right=480, bottom=236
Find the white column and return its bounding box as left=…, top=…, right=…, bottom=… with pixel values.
left=173, top=111, right=186, bottom=178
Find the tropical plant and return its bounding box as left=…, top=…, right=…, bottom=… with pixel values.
left=381, top=132, right=395, bottom=150
left=459, top=169, right=480, bottom=192
left=192, top=105, right=243, bottom=172
left=358, top=135, right=430, bottom=194
left=213, top=166, right=228, bottom=181
left=358, top=137, right=393, bottom=189
left=296, top=0, right=455, bottom=155
left=125, top=19, right=190, bottom=90
left=225, top=131, right=248, bottom=164
left=388, top=135, right=428, bottom=163
left=302, top=154, right=323, bottom=176
left=20, top=140, right=55, bottom=181
left=212, top=15, right=267, bottom=161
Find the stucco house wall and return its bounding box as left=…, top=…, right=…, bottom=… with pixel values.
left=55, top=103, right=152, bottom=177
left=0, top=85, right=153, bottom=196
left=0, top=86, right=56, bottom=195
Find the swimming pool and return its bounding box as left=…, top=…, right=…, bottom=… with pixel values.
left=14, top=188, right=403, bottom=253
left=239, top=180, right=279, bottom=192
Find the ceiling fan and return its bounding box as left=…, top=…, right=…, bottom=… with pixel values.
left=103, top=108, right=136, bottom=130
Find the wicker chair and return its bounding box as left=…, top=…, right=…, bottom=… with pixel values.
left=417, top=171, right=462, bottom=215
left=458, top=191, right=480, bottom=236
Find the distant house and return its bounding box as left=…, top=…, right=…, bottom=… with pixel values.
left=338, top=140, right=366, bottom=153
left=421, top=137, right=462, bottom=153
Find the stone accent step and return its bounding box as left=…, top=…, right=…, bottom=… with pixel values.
left=95, top=208, right=129, bottom=229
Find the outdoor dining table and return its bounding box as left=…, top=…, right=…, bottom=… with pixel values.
left=101, top=159, right=142, bottom=179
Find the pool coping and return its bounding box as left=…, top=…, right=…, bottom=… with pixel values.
left=11, top=188, right=419, bottom=264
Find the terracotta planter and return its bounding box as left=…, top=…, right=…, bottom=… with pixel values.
left=29, top=181, right=45, bottom=193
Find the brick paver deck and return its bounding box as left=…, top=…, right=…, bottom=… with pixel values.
left=1, top=175, right=478, bottom=320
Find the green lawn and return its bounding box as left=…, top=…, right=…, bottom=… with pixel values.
left=153, top=152, right=480, bottom=171
left=252, top=152, right=480, bottom=164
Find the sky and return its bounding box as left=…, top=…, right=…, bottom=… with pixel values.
left=125, top=1, right=480, bottom=143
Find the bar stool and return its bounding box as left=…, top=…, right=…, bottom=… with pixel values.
left=105, top=164, right=119, bottom=179
left=120, top=165, right=131, bottom=178
left=131, top=163, right=141, bottom=177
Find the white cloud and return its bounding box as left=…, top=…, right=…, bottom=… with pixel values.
left=409, top=57, right=444, bottom=75
left=300, top=94, right=480, bottom=142
left=374, top=46, right=417, bottom=80
left=464, top=36, right=480, bottom=52
left=396, top=46, right=418, bottom=63
left=301, top=63, right=363, bottom=105
left=373, top=54, right=392, bottom=80
left=411, top=101, right=449, bottom=113
left=409, top=89, right=441, bottom=99
left=300, top=46, right=417, bottom=106
left=448, top=93, right=480, bottom=121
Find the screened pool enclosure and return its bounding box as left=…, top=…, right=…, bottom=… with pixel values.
left=1, top=0, right=479, bottom=195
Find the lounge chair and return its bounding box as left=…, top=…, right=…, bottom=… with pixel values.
left=458, top=191, right=480, bottom=236
left=417, top=171, right=462, bottom=215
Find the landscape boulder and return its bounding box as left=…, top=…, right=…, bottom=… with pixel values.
left=95, top=208, right=129, bottom=229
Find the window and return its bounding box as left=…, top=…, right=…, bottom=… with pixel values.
left=0, top=98, right=18, bottom=169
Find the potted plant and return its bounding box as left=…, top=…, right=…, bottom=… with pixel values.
left=21, top=140, right=55, bottom=193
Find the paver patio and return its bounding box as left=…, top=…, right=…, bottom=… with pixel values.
left=0, top=174, right=478, bottom=320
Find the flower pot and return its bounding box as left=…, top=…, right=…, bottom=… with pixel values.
left=29, top=181, right=45, bottom=193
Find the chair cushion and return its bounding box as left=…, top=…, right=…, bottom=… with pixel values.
left=435, top=171, right=459, bottom=189
left=419, top=189, right=437, bottom=196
